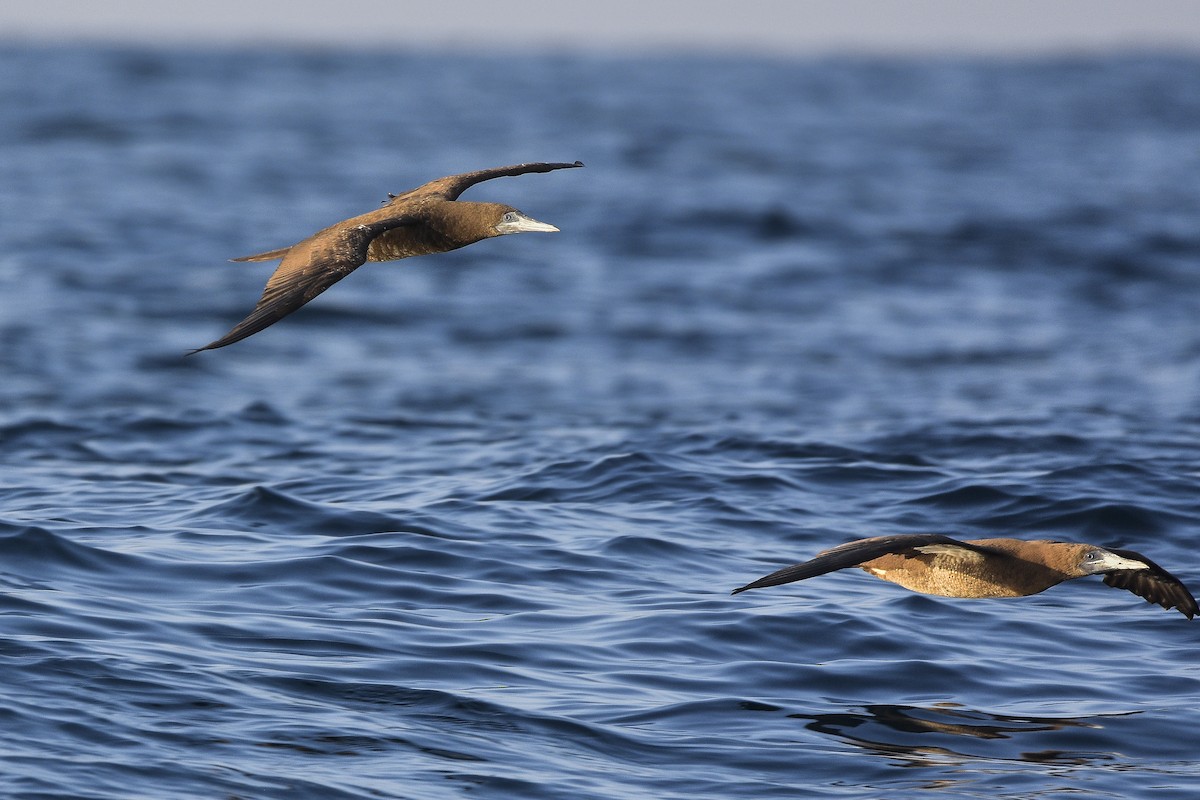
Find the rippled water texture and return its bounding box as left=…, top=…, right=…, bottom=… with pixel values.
left=2, top=45, right=1200, bottom=798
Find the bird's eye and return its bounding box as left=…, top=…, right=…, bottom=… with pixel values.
left=1085, top=551, right=1097, bottom=560
left=503, top=211, right=517, bottom=222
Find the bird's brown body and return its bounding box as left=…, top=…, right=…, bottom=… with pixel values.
left=733, top=534, right=1196, bottom=618
left=191, top=161, right=583, bottom=353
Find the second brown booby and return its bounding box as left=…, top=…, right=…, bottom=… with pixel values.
left=733, top=533, right=1196, bottom=618
left=191, top=161, right=583, bottom=353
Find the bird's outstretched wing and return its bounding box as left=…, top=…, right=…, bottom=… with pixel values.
left=1101, top=547, right=1197, bottom=618
left=411, top=161, right=584, bottom=202
left=732, top=533, right=997, bottom=594
left=189, top=215, right=419, bottom=353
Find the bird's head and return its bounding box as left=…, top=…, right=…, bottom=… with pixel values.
left=1078, top=546, right=1150, bottom=575
left=491, top=205, right=559, bottom=235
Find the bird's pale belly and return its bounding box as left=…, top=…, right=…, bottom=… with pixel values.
left=863, top=566, right=1032, bottom=599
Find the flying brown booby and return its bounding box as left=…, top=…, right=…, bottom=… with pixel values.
left=190, top=161, right=583, bottom=353
left=732, top=534, right=1196, bottom=618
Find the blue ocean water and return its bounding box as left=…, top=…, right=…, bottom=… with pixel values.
left=2, top=43, right=1200, bottom=798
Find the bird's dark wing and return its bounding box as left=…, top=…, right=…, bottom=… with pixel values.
left=190, top=215, right=420, bottom=353
left=732, top=533, right=997, bottom=594
left=413, top=161, right=584, bottom=201
left=1101, top=547, right=1197, bottom=619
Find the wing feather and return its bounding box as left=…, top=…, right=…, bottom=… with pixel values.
left=412, top=161, right=583, bottom=201
left=732, top=534, right=996, bottom=594
left=1101, top=547, right=1197, bottom=619
left=190, top=216, right=418, bottom=353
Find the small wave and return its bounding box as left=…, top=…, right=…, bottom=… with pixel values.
left=21, top=114, right=132, bottom=144
left=902, top=483, right=1029, bottom=511
left=188, top=485, right=406, bottom=536
left=0, top=523, right=120, bottom=573
left=476, top=450, right=721, bottom=504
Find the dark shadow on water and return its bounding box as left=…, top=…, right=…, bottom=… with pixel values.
left=790, top=702, right=1134, bottom=768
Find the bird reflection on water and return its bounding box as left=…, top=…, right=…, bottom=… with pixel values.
left=789, top=702, right=1130, bottom=769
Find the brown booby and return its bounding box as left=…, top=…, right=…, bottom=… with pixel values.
left=190, top=161, right=583, bottom=353
left=732, top=534, right=1196, bottom=618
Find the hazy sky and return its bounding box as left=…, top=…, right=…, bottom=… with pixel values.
left=4, top=0, right=1200, bottom=55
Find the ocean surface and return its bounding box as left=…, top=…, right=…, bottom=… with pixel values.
left=2, top=43, right=1200, bottom=799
